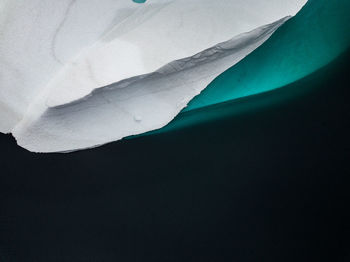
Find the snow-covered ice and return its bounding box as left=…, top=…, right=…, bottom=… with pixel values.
left=0, top=0, right=307, bottom=152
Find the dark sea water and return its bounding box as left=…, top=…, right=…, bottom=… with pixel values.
left=0, top=48, right=349, bottom=262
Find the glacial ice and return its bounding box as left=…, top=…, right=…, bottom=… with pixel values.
left=0, top=0, right=307, bottom=152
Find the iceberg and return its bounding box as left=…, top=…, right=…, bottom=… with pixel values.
left=0, top=0, right=307, bottom=152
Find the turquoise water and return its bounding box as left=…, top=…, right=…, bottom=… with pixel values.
left=185, top=0, right=350, bottom=112
left=143, top=0, right=349, bottom=135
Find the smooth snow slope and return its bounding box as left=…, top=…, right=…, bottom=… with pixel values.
left=0, top=0, right=307, bottom=152
left=0, top=0, right=145, bottom=132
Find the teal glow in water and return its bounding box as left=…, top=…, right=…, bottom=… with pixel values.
left=129, top=0, right=350, bottom=138
left=133, top=0, right=146, bottom=3
left=184, top=0, right=350, bottom=112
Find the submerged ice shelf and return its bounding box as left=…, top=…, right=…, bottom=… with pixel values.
left=0, top=0, right=307, bottom=152
left=183, top=0, right=350, bottom=113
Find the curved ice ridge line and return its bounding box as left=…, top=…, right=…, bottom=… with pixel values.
left=51, top=17, right=290, bottom=110
left=14, top=17, right=290, bottom=153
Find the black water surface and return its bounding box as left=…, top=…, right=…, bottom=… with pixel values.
left=0, top=50, right=349, bottom=262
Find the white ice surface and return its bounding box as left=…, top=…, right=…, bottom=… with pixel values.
left=0, top=0, right=307, bottom=152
